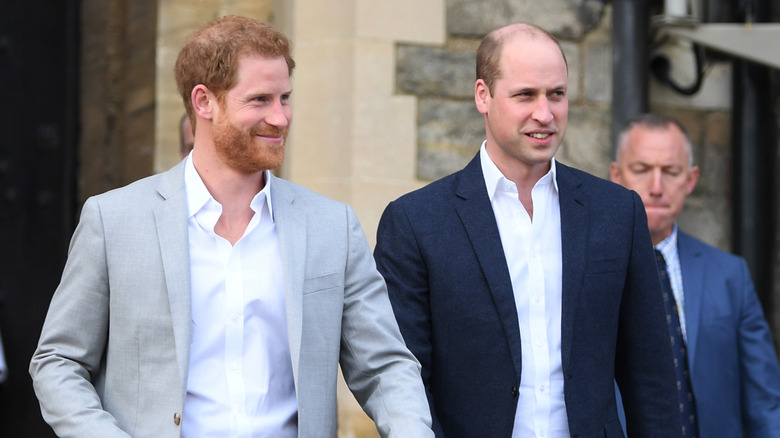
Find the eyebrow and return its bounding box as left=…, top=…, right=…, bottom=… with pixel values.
left=506, top=84, right=567, bottom=94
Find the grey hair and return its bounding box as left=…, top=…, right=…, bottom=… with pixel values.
left=615, top=113, right=694, bottom=166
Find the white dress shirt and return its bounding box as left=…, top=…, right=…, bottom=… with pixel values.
left=182, top=156, right=297, bottom=438
left=655, top=225, right=688, bottom=341
left=480, top=143, right=569, bottom=438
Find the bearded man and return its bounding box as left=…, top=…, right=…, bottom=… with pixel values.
left=29, top=15, right=432, bottom=438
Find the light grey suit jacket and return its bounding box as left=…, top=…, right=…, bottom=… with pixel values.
left=29, top=161, right=433, bottom=438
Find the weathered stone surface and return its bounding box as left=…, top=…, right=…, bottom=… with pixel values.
left=80, top=0, right=157, bottom=201
left=447, top=0, right=605, bottom=40
left=583, top=39, right=611, bottom=103
left=561, top=41, right=581, bottom=102
left=417, top=97, right=484, bottom=180
left=397, top=44, right=476, bottom=99
left=556, top=105, right=611, bottom=178
left=678, top=196, right=731, bottom=250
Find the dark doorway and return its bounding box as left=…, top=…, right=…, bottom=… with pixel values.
left=0, top=0, right=80, bottom=436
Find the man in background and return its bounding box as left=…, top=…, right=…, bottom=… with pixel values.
left=611, top=113, right=780, bottom=437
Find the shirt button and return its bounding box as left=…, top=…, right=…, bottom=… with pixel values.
left=173, top=412, right=181, bottom=426
left=539, top=385, right=545, bottom=392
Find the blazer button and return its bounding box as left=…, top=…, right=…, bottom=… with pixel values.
left=173, top=412, right=181, bottom=426
left=511, top=386, right=518, bottom=397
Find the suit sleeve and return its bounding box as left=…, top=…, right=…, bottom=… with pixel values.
left=736, top=258, right=780, bottom=437
left=614, top=192, right=681, bottom=437
left=338, top=204, right=434, bottom=438
left=29, top=198, right=130, bottom=438
left=374, top=200, right=444, bottom=437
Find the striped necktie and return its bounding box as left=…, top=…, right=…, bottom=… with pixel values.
left=655, top=249, right=697, bottom=437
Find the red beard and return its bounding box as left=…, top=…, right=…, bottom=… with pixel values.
left=212, top=116, right=287, bottom=174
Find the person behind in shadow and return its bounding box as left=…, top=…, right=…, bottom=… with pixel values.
left=611, top=113, right=780, bottom=438
left=374, top=22, right=680, bottom=438
left=29, top=15, right=432, bottom=438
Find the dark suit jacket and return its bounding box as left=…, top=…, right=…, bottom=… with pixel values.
left=375, top=154, right=680, bottom=437
left=678, top=232, right=780, bottom=437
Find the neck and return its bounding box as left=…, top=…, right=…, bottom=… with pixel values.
left=192, top=149, right=266, bottom=246
left=193, top=150, right=266, bottom=202
left=651, top=229, right=673, bottom=246
left=486, top=149, right=551, bottom=194
left=503, top=161, right=551, bottom=219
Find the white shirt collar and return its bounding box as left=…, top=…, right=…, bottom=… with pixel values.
left=655, top=223, right=679, bottom=260
left=184, top=155, right=274, bottom=222
left=479, top=140, right=558, bottom=201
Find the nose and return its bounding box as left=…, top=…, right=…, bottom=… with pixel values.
left=266, top=99, right=290, bottom=128
left=532, top=97, right=553, bottom=124
left=649, top=168, right=663, bottom=197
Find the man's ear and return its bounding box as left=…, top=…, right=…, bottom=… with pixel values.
left=687, top=165, right=700, bottom=195
left=192, top=85, right=216, bottom=120
left=609, top=162, right=620, bottom=184
left=474, top=79, right=490, bottom=115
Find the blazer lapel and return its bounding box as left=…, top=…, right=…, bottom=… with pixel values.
left=677, top=232, right=704, bottom=369
left=153, top=161, right=192, bottom=391
left=269, top=175, right=305, bottom=382
left=454, top=154, right=523, bottom=381
left=556, top=163, right=588, bottom=371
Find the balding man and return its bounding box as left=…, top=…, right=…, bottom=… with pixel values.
left=375, top=23, right=680, bottom=438
left=611, top=113, right=780, bottom=438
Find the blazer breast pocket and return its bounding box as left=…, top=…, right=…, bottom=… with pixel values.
left=583, top=257, right=625, bottom=307
left=303, top=272, right=343, bottom=295
left=585, top=257, right=624, bottom=275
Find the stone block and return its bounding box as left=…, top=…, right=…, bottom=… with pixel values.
left=704, top=111, right=732, bottom=150
left=397, top=45, right=475, bottom=99
left=561, top=42, right=581, bottom=102
left=679, top=196, right=731, bottom=251
left=556, top=105, right=611, bottom=178
left=447, top=0, right=604, bottom=40
left=583, top=39, right=612, bottom=103
left=417, top=97, right=484, bottom=180
left=357, top=0, right=445, bottom=45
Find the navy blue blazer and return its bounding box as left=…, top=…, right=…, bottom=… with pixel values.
left=375, top=154, right=680, bottom=437
left=677, top=232, right=780, bottom=437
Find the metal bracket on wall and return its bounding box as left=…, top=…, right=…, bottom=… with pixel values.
left=660, top=22, right=780, bottom=70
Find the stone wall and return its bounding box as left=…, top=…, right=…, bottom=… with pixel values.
left=80, top=0, right=157, bottom=202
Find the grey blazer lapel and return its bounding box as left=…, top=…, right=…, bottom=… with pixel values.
left=269, top=175, right=305, bottom=381
left=153, top=161, right=192, bottom=391
left=677, top=232, right=704, bottom=369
